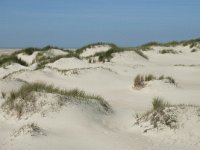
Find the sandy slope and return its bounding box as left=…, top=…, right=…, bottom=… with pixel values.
left=80, top=45, right=111, bottom=57
left=0, top=45, right=200, bottom=150
left=43, top=49, right=68, bottom=58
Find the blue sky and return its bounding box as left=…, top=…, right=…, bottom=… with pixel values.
left=0, top=0, right=200, bottom=48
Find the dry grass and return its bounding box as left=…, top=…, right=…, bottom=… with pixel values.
left=134, top=74, right=177, bottom=89
left=134, top=75, right=145, bottom=88
left=2, top=82, right=112, bottom=118
left=191, top=49, right=198, bottom=52
left=159, top=49, right=178, bottom=54
left=0, top=54, right=28, bottom=67
left=1, top=92, right=6, bottom=98
left=152, top=97, right=169, bottom=111
left=135, top=97, right=178, bottom=131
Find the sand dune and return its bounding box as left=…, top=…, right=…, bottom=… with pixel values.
left=0, top=41, right=200, bottom=150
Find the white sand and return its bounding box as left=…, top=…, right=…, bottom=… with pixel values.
left=0, top=49, right=21, bottom=56
left=80, top=45, right=111, bottom=57
left=17, top=52, right=38, bottom=65
left=0, top=63, right=28, bottom=79
left=43, top=49, right=68, bottom=58
left=47, top=57, right=91, bottom=70
left=0, top=44, right=200, bottom=150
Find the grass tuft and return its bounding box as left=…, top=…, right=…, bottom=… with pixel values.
left=165, top=76, right=175, bottom=84
left=76, top=42, right=117, bottom=55
left=191, top=49, right=198, bottom=52
left=144, top=74, right=156, bottom=81
left=2, top=82, right=112, bottom=118
left=1, top=92, right=6, bottom=98
left=0, top=54, right=28, bottom=67
left=159, top=49, right=178, bottom=54
left=135, top=97, right=179, bottom=131
left=134, top=49, right=149, bottom=59
left=134, top=75, right=145, bottom=88
left=134, top=74, right=177, bottom=89
left=152, top=97, right=168, bottom=111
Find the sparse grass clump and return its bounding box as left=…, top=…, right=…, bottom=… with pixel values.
left=191, top=49, right=198, bottom=52
left=134, top=74, right=156, bottom=89
left=22, top=47, right=41, bottom=55
left=35, top=52, right=80, bottom=69
left=0, top=46, right=64, bottom=67
left=76, top=42, right=148, bottom=62
left=2, top=82, right=111, bottom=118
left=134, top=75, right=145, bottom=88
left=1, top=92, right=6, bottom=98
left=144, top=74, right=156, bottom=81
left=18, top=45, right=66, bottom=56
left=76, top=42, right=117, bottom=55
left=14, top=123, right=46, bottom=137
left=135, top=98, right=178, bottom=131
left=152, top=97, right=169, bottom=111
left=134, top=49, right=148, bottom=59
left=134, top=74, right=177, bottom=89
left=158, top=75, right=165, bottom=80
left=139, top=38, right=200, bottom=48
left=94, top=47, right=123, bottom=62
left=0, top=54, right=28, bottom=67
left=165, top=76, right=176, bottom=85
left=159, top=49, right=178, bottom=54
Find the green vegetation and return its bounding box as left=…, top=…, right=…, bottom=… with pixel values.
left=134, top=74, right=177, bottom=89
left=134, top=75, right=145, bottom=88
left=134, top=49, right=148, bottom=59
left=84, top=38, right=200, bottom=61
left=0, top=54, right=28, bottom=67
left=21, top=47, right=41, bottom=55
left=94, top=47, right=123, bottom=62
left=14, top=123, right=46, bottom=137
left=1, top=38, right=199, bottom=67
left=0, top=45, right=69, bottom=67
left=2, top=82, right=112, bottom=118
left=91, top=47, right=148, bottom=62
left=17, top=45, right=66, bottom=55
left=140, top=42, right=162, bottom=48
left=159, top=49, right=178, bottom=54
left=174, top=64, right=200, bottom=67
left=76, top=42, right=117, bottom=55
left=36, top=52, right=79, bottom=69
left=1, top=92, right=6, bottom=98
left=144, top=74, right=156, bottom=81
left=139, top=38, right=200, bottom=48
left=191, top=49, right=198, bottom=52
left=165, top=76, right=176, bottom=85
left=152, top=97, right=169, bottom=111
left=135, top=98, right=178, bottom=131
